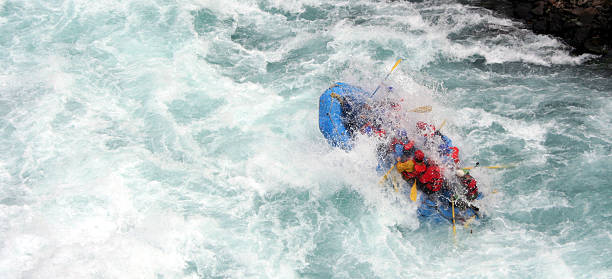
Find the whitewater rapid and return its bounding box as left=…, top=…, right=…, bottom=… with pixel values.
left=1, top=0, right=611, bottom=278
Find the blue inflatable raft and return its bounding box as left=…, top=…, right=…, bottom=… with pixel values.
left=318, top=82, right=369, bottom=150
left=318, top=82, right=483, bottom=225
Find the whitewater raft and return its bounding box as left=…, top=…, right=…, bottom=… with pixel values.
left=318, top=82, right=369, bottom=150
left=318, top=82, right=482, bottom=224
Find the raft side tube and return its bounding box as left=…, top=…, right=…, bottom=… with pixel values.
left=318, top=83, right=369, bottom=150
left=416, top=192, right=482, bottom=224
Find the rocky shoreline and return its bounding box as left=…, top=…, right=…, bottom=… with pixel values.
left=463, top=0, right=611, bottom=57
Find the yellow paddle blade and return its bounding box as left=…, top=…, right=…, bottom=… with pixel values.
left=438, top=119, right=447, bottom=131
left=463, top=215, right=476, bottom=228
left=410, top=180, right=417, bottom=201
left=410, top=105, right=432, bottom=113
left=390, top=59, right=402, bottom=73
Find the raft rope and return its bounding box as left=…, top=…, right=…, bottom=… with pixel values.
left=330, top=92, right=344, bottom=105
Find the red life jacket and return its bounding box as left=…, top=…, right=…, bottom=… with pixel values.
left=402, top=160, right=426, bottom=180
left=419, top=164, right=443, bottom=192
left=450, top=147, right=460, bottom=164
left=461, top=174, right=478, bottom=200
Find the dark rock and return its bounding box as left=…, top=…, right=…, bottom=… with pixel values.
left=533, top=19, right=548, bottom=32
left=532, top=1, right=546, bottom=15
left=584, top=37, right=603, bottom=53
left=574, top=27, right=591, bottom=43
left=579, top=7, right=597, bottom=25
left=593, top=0, right=606, bottom=6
left=463, top=0, right=612, bottom=56
left=569, top=7, right=585, bottom=16
left=549, top=12, right=565, bottom=33
left=515, top=4, right=534, bottom=20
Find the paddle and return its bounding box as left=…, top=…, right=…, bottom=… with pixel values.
left=463, top=164, right=515, bottom=170
left=438, top=119, right=447, bottom=130
left=409, top=105, right=432, bottom=113
left=378, top=164, right=395, bottom=185
left=371, top=59, right=402, bottom=97
left=410, top=180, right=417, bottom=201
left=380, top=163, right=418, bottom=202
left=463, top=215, right=476, bottom=229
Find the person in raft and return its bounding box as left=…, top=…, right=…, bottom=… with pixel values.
left=396, top=148, right=480, bottom=202
left=395, top=149, right=427, bottom=188
left=416, top=121, right=460, bottom=167
left=387, top=130, right=445, bottom=196
left=395, top=148, right=447, bottom=198
left=455, top=169, right=479, bottom=201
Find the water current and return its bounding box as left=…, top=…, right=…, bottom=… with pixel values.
left=1, top=0, right=611, bottom=278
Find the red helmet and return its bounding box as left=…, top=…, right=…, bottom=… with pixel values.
left=451, top=147, right=460, bottom=164
left=414, top=150, right=424, bottom=161
left=416, top=121, right=427, bottom=130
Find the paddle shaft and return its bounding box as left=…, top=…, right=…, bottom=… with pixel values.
left=378, top=164, right=395, bottom=185
left=452, top=199, right=457, bottom=236
left=371, top=59, right=402, bottom=97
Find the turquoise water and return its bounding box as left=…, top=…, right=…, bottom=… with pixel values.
left=1, top=0, right=611, bottom=278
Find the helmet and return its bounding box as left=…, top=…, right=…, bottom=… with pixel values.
left=451, top=147, right=460, bottom=163
left=414, top=150, right=424, bottom=161
left=455, top=169, right=465, bottom=177
left=416, top=121, right=427, bottom=130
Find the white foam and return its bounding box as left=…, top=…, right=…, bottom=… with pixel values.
left=2, top=0, right=607, bottom=277
left=452, top=106, right=547, bottom=156
left=503, top=189, right=570, bottom=214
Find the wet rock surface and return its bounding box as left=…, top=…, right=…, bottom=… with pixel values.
left=461, top=0, right=611, bottom=56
